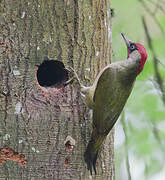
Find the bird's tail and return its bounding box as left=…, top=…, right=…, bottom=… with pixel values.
left=84, top=134, right=105, bottom=175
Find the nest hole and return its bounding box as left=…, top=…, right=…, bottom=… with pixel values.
left=37, top=60, right=69, bottom=87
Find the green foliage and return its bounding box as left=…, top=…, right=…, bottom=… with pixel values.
left=112, top=0, right=165, bottom=179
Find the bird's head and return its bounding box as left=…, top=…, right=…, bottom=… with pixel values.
left=121, top=33, right=147, bottom=74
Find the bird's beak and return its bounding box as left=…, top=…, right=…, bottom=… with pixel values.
left=121, top=33, right=131, bottom=48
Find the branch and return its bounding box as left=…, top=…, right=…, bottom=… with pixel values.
left=152, top=122, right=165, bottom=154
left=139, top=0, right=165, bottom=34
left=146, top=0, right=165, bottom=14
left=121, top=111, right=132, bottom=180
left=142, top=16, right=165, bottom=105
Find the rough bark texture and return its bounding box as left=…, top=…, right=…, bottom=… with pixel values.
left=0, top=0, right=114, bottom=179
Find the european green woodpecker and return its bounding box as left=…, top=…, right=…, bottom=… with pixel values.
left=72, top=33, right=147, bottom=174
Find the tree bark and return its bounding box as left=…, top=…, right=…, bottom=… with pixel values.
left=0, top=0, right=114, bottom=179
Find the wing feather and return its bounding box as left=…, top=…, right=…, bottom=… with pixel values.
left=93, top=65, right=134, bottom=134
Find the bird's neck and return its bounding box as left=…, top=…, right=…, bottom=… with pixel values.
left=116, top=50, right=141, bottom=83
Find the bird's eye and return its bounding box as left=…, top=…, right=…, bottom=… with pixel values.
left=130, top=44, right=136, bottom=50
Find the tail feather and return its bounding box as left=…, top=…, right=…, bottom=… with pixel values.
left=84, top=140, right=99, bottom=175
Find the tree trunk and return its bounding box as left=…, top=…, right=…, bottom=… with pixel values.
left=0, top=0, right=114, bottom=179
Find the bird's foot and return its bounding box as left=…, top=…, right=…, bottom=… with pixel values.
left=65, top=67, right=91, bottom=104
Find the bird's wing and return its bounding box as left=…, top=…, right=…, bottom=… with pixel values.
left=92, top=66, right=117, bottom=133
left=92, top=64, right=134, bottom=134
left=84, top=66, right=119, bottom=174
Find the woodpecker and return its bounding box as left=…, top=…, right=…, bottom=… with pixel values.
left=71, top=33, right=147, bottom=174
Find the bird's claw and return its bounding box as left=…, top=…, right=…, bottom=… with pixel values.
left=65, top=67, right=89, bottom=102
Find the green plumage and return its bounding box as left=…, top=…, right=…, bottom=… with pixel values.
left=84, top=50, right=141, bottom=174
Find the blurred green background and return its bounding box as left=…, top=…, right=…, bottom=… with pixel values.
left=111, top=0, right=165, bottom=180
